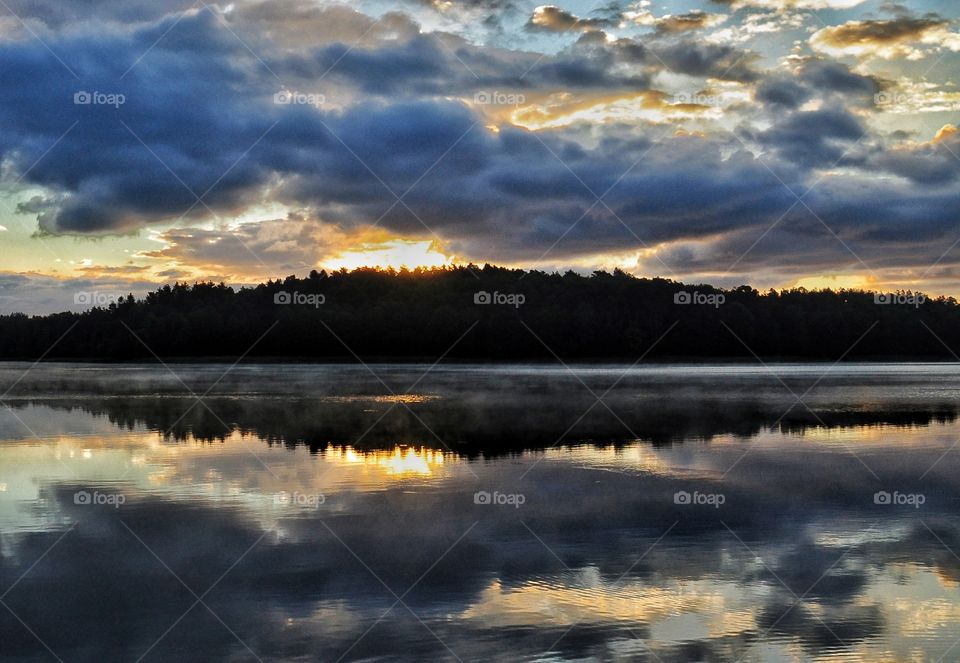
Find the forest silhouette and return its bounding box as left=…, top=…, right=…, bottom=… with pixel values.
left=0, top=265, right=953, bottom=360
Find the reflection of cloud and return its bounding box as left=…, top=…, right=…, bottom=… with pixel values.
left=459, top=575, right=738, bottom=629
left=4, top=374, right=960, bottom=659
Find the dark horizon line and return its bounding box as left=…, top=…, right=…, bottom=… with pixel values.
left=28, top=262, right=949, bottom=319
left=0, top=265, right=954, bottom=362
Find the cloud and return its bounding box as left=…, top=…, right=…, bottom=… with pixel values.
left=0, top=0, right=197, bottom=28
left=935, top=124, right=958, bottom=143
left=871, top=124, right=960, bottom=184
left=0, top=0, right=959, bottom=289
left=0, top=3, right=761, bottom=242
left=235, top=2, right=421, bottom=48
left=140, top=215, right=373, bottom=279
left=710, top=0, right=867, bottom=8
left=526, top=5, right=614, bottom=33
left=0, top=272, right=156, bottom=314
left=756, top=58, right=880, bottom=109
left=811, top=17, right=960, bottom=60
left=527, top=6, right=728, bottom=38
left=606, top=36, right=762, bottom=82
left=707, top=10, right=805, bottom=44
left=655, top=11, right=728, bottom=35
left=412, top=0, right=519, bottom=13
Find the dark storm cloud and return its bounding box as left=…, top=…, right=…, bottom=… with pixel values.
left=758, top=109, right=866, bottom=167
left=650, top=178, right=960, bottom=280
left=0, top=0, right=197, bottom=28
left=870, top=127, right=960, bottom=185
left=0, top=1, right=957, bottom=274
left=606, top=36, right=762, bottom=83
left=293, top=33, right=652, bottom=94
left=756, top=77, right=811, bottom=108
left=801, top=59, right=881, bottom=99
left=0, top=9, right=278, bottom=233
left=757, top=58, right=881, bottom=110
left=0, top=6, right=764, bottom=245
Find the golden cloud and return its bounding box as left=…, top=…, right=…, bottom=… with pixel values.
left=713, top=0, right=866, bottom=8
left=527, top=5, right=611, bottom=32
left=656, top=11, right=728, bottom=34
left=811, top=17, right=960, bottom=60
left=502, top=89, right=739, bottom=131
left=934, top=124, right=959, bottom=144
left=140, top=217, right=454, bottom=280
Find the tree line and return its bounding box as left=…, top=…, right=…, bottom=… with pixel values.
left=0, top=265, right=954, bottom=360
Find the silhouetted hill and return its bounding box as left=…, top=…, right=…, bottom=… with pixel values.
left=0, top=265, right=953, bottom=359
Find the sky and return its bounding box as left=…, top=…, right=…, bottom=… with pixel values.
left=0, top=0, right=958, bottom=313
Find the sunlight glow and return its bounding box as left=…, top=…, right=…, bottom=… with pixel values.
left=322, top=239, right=453, bottom=271
left=333, top=445, right=446, bottom=476
left=792, top=275, right=874, bottom=291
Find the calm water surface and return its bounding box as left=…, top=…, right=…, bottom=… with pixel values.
left=2, top=363, right=960, bottom=662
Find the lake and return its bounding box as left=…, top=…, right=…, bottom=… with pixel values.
left=2, top=362, right=960, bottom=662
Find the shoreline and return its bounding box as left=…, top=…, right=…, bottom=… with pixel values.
left=0, top=356, right=958, bottom=365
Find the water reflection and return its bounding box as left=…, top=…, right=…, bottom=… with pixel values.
left=334, top=445, right=446, bottom=476
left=1, top=364, right=960, bottom=661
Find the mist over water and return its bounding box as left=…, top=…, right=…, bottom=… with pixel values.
left=2, top=363, right=960, bottom=662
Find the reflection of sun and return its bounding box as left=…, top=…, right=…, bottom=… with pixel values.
left=330, top=445, right=445, bottom=476
left=323, top=239, right=452, bottom=271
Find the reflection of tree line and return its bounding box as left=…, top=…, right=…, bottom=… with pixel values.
left=19, top=395, right=958, bottom=453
